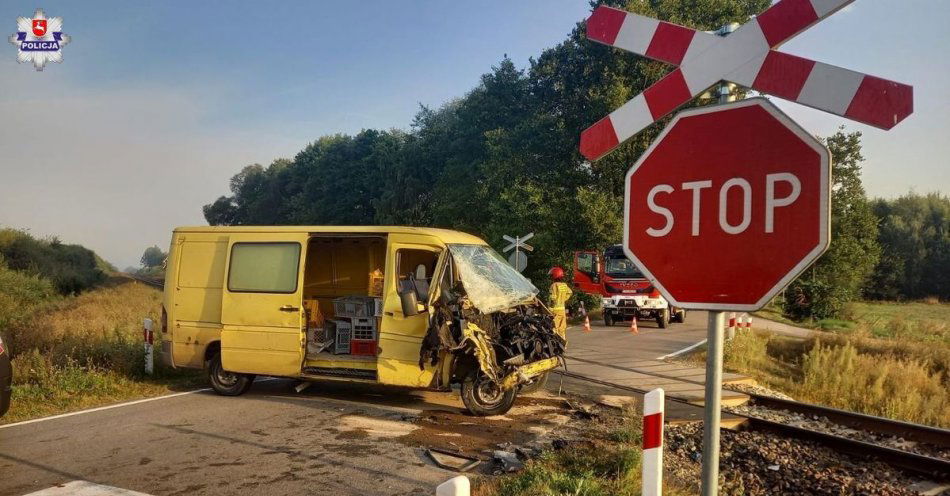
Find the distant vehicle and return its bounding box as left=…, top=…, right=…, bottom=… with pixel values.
left=160, top=226, right=563, bottom=416
left=0, top=333, right=10, bottom=417
left=573, top=245, right=686, bottom=328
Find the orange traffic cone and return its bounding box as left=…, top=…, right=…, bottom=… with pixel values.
left=629, top=316, right=639, bottom=334
left=583, top=314, right=592, bottom=333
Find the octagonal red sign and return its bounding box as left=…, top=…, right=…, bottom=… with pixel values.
left=624, top=98, right=830, bottom=311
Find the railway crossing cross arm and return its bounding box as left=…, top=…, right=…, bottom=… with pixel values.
left=580, top=0, right=914, bottom=161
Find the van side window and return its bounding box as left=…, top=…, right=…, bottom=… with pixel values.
left=228, top=242, right=301, bottom=293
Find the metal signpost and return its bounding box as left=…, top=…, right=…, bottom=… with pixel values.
left=502, top=233, right=534, bottom=273
left=579, top=1, right=912, bottom=494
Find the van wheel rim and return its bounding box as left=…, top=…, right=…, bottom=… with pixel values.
left=475, top=379, right=504, bottom=406
left=215, top=367, right=238, bottom=387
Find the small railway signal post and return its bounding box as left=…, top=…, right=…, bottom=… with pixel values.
left=579, top=1, right=912, bottom=494
left=502, top=233, right=534, bottom=273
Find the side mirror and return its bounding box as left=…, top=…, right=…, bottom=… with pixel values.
left=399, top=286, right=420, bottom=316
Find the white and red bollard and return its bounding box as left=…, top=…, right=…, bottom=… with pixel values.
left=727, top=312, right=737, bottom=340
left=143, top=318, right=154, bottom=375
left=436, top=476, right=469, bottom=496
left=642, top=388, right=665, bottom=496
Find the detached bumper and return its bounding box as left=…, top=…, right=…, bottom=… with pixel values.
left=500, top=356, right=561, bottom=391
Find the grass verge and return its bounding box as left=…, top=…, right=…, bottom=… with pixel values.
left=474, top=408, right=691, bottom=496
left=2, top=276, right=202, bottom=425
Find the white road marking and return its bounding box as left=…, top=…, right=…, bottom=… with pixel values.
left=22, top=480, right=152, bottom=495
left=0, top=378, right=282, bottom=430
left=0, top=388, right=213, bottom=430
left=655, top=339, right=707, bottom=360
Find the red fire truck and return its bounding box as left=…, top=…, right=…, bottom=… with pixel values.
left=573, top=245, right=686, bottom=328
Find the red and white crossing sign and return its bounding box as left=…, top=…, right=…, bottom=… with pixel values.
left=580, top=0, right=913, bottom=161
left=623, top=98, right=830, bottom=310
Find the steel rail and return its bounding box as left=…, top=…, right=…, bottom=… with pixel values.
left=125, top=273, right=164, bottom=289
left=745, top=393, right=950, bottom=448
left=564, top=354, right=950, bottom=449
left=554, top=368, right=950, bottom=480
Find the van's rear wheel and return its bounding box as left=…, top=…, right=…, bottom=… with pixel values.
left=519, top=372, right=549, bottom=394
left=461, top=370, right=517, bottom=416
left=604, top=312, right=614, bottom=327
left=208, top=352, right=254, bottom=396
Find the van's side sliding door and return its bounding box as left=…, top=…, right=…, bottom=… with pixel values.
left=220, top=234, right=307, bottom=377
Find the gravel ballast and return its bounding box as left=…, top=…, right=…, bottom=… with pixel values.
left=665, top=422, right=938, bottom=495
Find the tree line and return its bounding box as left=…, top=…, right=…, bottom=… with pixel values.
left=202, top=0, right=947, bottom=319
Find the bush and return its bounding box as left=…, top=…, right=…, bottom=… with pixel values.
left=0, top=228, right=105, bottom=295
left=783, top=279, right=848, bottom=320
left=0, top=262, right=58, bottom=338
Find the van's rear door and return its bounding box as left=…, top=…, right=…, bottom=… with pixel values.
left=220, top=234, right=307, bottom=377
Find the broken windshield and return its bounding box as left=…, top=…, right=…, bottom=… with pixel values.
left=448, top=244, right=539, bottom=314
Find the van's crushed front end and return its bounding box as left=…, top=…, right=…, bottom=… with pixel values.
left=420, top=244, right=565, bottom=415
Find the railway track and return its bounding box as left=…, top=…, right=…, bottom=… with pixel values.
left=125, top=273, right=164, bottom=289
left=555, top=360, right=950, bottom=480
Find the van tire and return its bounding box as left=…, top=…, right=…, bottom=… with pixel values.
left=519, top=372, right=549, bottom=394
left=604, top=312, right=614, bottom=327
left=461, top=370, right=517, bottom=417
left=207, top=352, right=254, bottom=396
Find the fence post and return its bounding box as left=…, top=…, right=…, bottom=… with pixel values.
left=436, top=476, right=470, bottom=496
left=643, top=388, right=665, bottom=496
left=143, top=318, right=154, bottom=375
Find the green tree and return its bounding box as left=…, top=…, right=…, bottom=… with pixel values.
left=867, top=192, right=950, bottom=300
left=784, top=131, right=880, bottom=319
left=140, top=246, right=167, bottom=269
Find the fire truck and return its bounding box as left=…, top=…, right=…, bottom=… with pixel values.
left=573, top=245, right=686, bottom=328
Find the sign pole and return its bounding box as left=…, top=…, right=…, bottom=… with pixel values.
left=701, top=310, right=725, bottom=495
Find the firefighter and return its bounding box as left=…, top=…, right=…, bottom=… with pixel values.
left=548, top=266, right=573, bottom=341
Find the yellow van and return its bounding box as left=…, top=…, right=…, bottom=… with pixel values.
left=160, top=226, right=563, bottom=415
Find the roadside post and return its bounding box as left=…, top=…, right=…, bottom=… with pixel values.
left=579, top=2, right=911, bottom=494
left=502, top=233, right=534, bottom=273
left=143, top=318, right=154, bottom=375
left=642, top=388, right=665, bottom=496
left=727, top=312, right=737, bottom=341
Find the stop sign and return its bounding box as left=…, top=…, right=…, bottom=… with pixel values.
left=624, top=98, right=830, bottom=311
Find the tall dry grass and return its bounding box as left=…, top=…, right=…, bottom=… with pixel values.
left=714, top=331, right=950, bottom=428
left=7, top=277, right=161, bottom=373
left=4, top=277, right=200, bottom=424
left=799, top=342, right=948, bottom=427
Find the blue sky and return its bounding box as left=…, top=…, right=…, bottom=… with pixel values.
left=0, top=1, right=947, bottom=268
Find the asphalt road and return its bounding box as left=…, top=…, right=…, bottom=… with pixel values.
left=0, top=316, right=711, bottom=496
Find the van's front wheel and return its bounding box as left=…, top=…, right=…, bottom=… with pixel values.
left=208, top=352, right=254, bottom=396
left=461, top=371, right=517, bottom=416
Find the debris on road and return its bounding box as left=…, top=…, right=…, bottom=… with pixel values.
left=426, top=448, right=480, bottom=472
left=491, top=450, right=524, bottom=474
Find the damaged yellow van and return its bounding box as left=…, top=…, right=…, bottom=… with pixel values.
left=160, top=226, right=564, bottom=415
